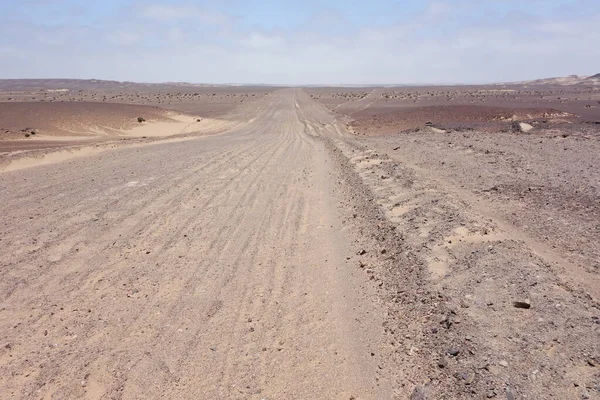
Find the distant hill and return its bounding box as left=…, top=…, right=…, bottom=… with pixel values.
left=0, top=79, right=267, bottom=92
left=511, top=74, right=600, bottom=86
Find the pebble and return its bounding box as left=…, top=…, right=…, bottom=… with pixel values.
left=586, top=358, right=596, bottom=367
left=410, top=386, right=427, bottom=400
left=505, top=388, right=515, bottom=400
left=499, top=360, right=508, bottom=367
left=448, top=348, right=460, bottom=357
left=464, top=371, right=476, bottom=385
left=513, top=299, right=531, bottom=309
left=437, top=357, right=448, bottom=368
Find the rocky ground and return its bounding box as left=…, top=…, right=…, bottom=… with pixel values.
left=306, top=85, right=600, bottom=399
left=0, top=84, right=598, bottom=399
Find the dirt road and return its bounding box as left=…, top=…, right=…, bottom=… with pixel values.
left=0, top=90, right=388, bottom=399
left=2, top=88, right=599, bottom=399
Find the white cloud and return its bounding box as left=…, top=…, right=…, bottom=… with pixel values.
left=138, top=4, right=230, bottom=26
left=426, top=1, right=452, bottom=17
left=1, top=1, right=599, bottom=84
left=240, top=33, right=285, bottom=50
left=107, top=30, right=142, bottom=46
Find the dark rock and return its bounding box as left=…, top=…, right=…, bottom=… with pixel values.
left=513, top=300, right=531, bottom=309
left=586, top=358, right=596, bottom=367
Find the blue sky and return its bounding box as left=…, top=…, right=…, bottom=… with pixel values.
left=1, top=0, right=599, bottom=84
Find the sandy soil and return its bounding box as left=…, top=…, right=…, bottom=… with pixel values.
left=0, top=80, right=275, bottom=118
left=0, top=102, right=176, bottom=138
left=0, top=82, right=275, bottom=153
left=0, top=88, right=272, bottom=153
left=1, top=86, right=599, bottom=399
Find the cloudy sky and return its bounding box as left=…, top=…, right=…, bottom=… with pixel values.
left=1, top=0, right=598, bottom=84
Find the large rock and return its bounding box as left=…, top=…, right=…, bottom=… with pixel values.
left=511, top=121, right=534, bottom=133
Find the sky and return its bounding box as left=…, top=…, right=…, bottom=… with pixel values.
left=0, top=0, right=599, bottom=84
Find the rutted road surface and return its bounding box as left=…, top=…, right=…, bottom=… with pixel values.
left=0, top=90, right=388, bottom=399
left=2, top=88, right=600, bottom=399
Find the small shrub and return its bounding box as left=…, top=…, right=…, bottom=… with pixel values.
left=137, top=117, right=146, bottom=123
left=25, top=133, right=30, bottom=138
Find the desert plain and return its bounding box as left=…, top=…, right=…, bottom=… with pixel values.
left=1, top=77, right=599, bottom=399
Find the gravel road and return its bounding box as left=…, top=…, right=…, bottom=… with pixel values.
left=0, top=90, right=388, bottom=399
left=2, top=88, right=599, bottom=399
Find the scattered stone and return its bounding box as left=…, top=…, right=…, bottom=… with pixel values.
left=499, top=360, right=509, bottom=367
left=438, top=357, right=448, bottom=368
left=519, top=122, right=534, bottom=132
left=463, top=371, right=476, bottom=385
left=410, top=385, right=428, bottom=400
left=513, top=300, right=531, bottom=309
left=511, top=121, right=534, bottom=133
left=581, top=391, right=590, bottom=399
left=505, top=387, right=515, bottom=400
left=586, top=358, right=596, bottom=367
left=487, top=390, right=497, bottom=398
left=448, top=348, right=460, bottom=357
left=430, top=127, right=447, bottom=134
